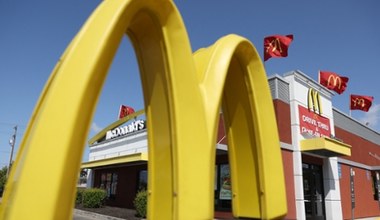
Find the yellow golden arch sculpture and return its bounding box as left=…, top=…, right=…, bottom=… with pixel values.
left=0, top=0, right=286, bottom=219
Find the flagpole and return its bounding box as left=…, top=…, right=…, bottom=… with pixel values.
left=263, top=61, right=266, bottom=72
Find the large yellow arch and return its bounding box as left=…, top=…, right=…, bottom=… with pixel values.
left=194, top=35, right=286, bottom=218
left=0, top=0, right=286, bottom=219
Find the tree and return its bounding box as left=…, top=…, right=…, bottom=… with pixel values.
left=78, top=169, right=88, bottom=185
left=0, top=166, right=8, bottom=196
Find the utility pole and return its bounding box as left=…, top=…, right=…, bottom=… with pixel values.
left=6, top=125, right=17, bottom=178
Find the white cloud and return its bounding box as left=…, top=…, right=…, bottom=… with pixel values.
left=91, top=122, right=103, bottom=133
left=359, top=103, right=380, bottom=128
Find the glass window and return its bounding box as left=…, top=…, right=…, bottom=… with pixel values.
left=111, top=173, right=118, bottom=196
left=219, top=164, right=231, bottom=200
left=138, top=170, right=148, bottom=190
left=100, top=173, right=106, bottom=189
left=372, top=171, right=380, bottom=201
left=215, top=164, right=232, bottom=211
left=99, top=172, right=118, bottom=199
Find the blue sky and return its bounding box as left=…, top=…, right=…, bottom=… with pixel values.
left=1, top=0, right=379, bottom=167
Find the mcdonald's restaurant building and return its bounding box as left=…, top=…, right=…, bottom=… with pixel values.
left=82, top=70, right=380, bottom=220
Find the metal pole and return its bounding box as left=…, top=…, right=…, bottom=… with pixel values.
left=350, top=167, right=355, bottom=220
left=6, top=125, right=17, bottom=178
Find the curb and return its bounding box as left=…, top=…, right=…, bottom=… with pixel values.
left=74, top=209, right=126, bottom=220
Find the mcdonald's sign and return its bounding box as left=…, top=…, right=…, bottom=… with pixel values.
left=267, top=38, right=283, bottom=53
left=353, top=98, right=366, bottom=108
left=0, top=0, right=286, bottom=219
left=307, top=88, right=323, bottom=115
left=319, top=71, right=349, bottom=94
left=328, top=74, right=342, bottom=89
left=264, top=34, right=293, bottom=61
left=350, top=94, right=374, bottom=112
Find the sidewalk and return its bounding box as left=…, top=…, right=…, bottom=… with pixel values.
left=73, top=208, right=127, bottom=220
left=74, top=209, right=234, bottom=220
left=73, top=205, right=140, bottom=220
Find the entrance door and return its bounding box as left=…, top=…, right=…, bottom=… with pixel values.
left=303, top=163, right=325, bottom=220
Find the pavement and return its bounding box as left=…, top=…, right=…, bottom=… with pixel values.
left=73, top=209, right=126, bottom=220
left=0, top=197, right=132, bottom=220
left=1, top=197, right=379, bottom=220
left=73, top=211, right=380, bottom=220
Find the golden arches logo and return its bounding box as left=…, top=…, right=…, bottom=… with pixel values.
left=0, top=0, right=286, bottom=219
left=266, top=38, right=283, bottom=53
left=308, top=88, right=323, bottom=115
left=352, top=98, right=366, bottom=108
left=327, top=74, right=342, bottom=89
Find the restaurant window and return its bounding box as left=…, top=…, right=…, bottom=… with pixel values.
left=215, top=164, right=231, bottom=211
left=100, top=172, right=118, bottom=199
left=219, top=164, right=231, bottom=200
left=372, top=171, right=380, bottom=201
left=138, top=170, right=148, bottom=190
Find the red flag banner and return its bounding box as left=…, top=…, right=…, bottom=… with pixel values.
left=264, top=34, right=293, bottom=61
left=118, top=105, right=135, bottom=119
left=319, top=71, right=349, bottom=94
left=350, top=95, right=374, bottom=112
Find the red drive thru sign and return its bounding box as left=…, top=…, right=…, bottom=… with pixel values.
left=299, top=105, right=330, bottom=137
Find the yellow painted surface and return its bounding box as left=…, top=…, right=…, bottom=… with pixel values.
left=81, top=153, right=148, bottom=169
left=193, top=35, right=286, bottom=218
left=0, top=0, right=286, bottom=219
left=301, top=137, right=351, bottom=157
